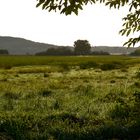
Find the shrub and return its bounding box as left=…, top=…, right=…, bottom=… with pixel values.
left=91, top=51, right=110, bottom=55
left=110, top=80, right=116, bottom=83
left=4, top=65, right=12, bottom=69
left=134, top=82, right=140, bottom=88
left=44, top=73, right=49, bottom=77
left=121, top=68, right=128, bottom=72
left=100, top=62, right=122, bottom=71
left=39, top=89, right=52, bottom=97
left=100, top=63, right=116, bottom=70
left=110, top=103, right=130, bottom=119
left=79, top=61, right=98, bottom=69
left=0, top=118, right=27, bottom=140
left=130, top=49, right=140, bottom=56
left=3, top=99, right=14, bottom=111
left=59, top=63, right=70, bottom=71
left=36, top=47, right=74, bottom=56
left=0, top=49, right=9, bottom=55
left=3, top=92, right=20, bottom=100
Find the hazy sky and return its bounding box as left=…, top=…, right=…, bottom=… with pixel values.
left=0, top=0, right=131, bottom=46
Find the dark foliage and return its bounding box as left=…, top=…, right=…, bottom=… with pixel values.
left=79, top=61, right=99, bottom=69
left=36, top=47, right=74, bottom=56
left=100, top=62, right=123, bottom=70
left=0, top=50, right=9, bottom=55
left=74, top=40, right=91, bottom=55
left=130, top=48, right=140, bottom=56
left=91, top=51, right=110, bottom=55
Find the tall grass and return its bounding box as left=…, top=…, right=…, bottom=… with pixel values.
left=0, top=55, right=140, bottom=69
left=0, top=56, right=140, bottom=139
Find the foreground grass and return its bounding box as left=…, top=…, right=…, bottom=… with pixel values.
left=0, top=56, right=140, bottom=139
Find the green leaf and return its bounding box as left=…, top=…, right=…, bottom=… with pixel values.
left=121, top=29, right=127, bottom=36
left=73, top=9, right=78, bottom=15
left=133, top=27, right=137, bottom=32
left=42, top=0, right=51, bottom=9
left=36, top=0, right=45, bottom=7
left=60, top=8, right=66, bottom=14
left=123, top=41, right=128, bottom=46
left=78, top=4, right=83, bottom=10
left=126, top=29, right=131, bottom=36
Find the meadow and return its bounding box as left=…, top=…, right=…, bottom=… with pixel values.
left=0, top=55, right=140, bottom=140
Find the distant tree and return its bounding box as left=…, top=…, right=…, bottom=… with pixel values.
left=45, top=48, right=57, bottom=55
left=74, top=40, right=91, bottom=55
left=91, top=51, right=110, bottom=55
left=36, top=47, right=73, bottom=56
left=130, top=48, right=140, bottom=56
left=37, top=0, right=140, bottom=47
left=0, top=50, right=9, bottom=55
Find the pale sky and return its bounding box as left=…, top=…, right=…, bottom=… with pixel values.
left=0, top=0, right=131, bottom=46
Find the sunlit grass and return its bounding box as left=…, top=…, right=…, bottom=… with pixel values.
left=0, top=56, right=140, bottom=139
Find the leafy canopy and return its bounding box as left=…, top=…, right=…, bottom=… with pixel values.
left=74, top=40, right=91, bottom=55
left=36, top=0, right=140, bottom=47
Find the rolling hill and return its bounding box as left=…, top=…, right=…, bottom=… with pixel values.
left=0, top=36, right=61, bottom=55
left=91, top=46, right=137, bottom=55
left=0, top=36, right=138, bottom=55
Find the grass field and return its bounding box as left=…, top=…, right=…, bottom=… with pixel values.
left=0, top=55, right=140, bottom=140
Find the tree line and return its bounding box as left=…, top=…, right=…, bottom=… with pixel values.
left=36, top=39, right=110, bottom=56
left=0, top=50, right=9, bottom=55
left=1, top=39, right=140, bottom=56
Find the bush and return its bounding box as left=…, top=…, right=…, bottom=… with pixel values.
left=79, top=61, right=99, bottom=69
left=130, top=49, right=140, bottom=56
left=3, top=65, right=12, bottom=69
left=91, top=51, right=110, bottom=55
left=36, top=47, right=74, bottom=56
left=3, top=92, right=20, bottom=100
left=100, top=62, right=123, bottom=71
left=44, top=73, right=49, bottom=77
left=112, top=104, right=130, bottom=119
left=100, top=63, right=116, bottom=70
left=0, top=50, right=9, bottom=55
left=59, top=63, right=70, bottom=71
left=39, top=89, right=52, bottom=97
left=134, top=82, right=140, bottom=88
